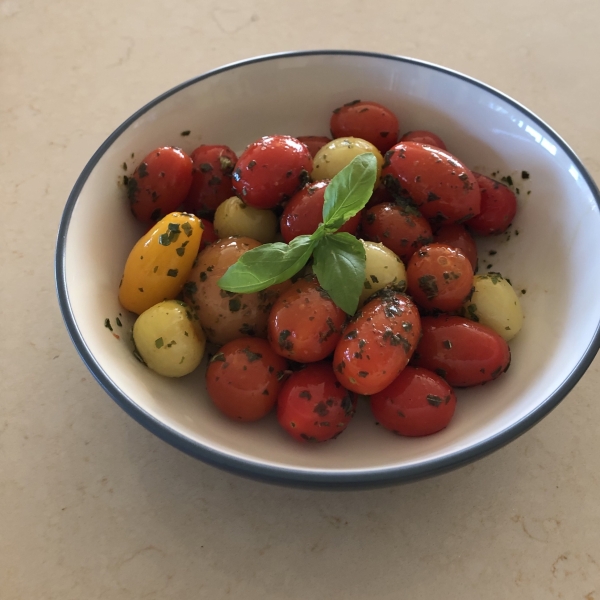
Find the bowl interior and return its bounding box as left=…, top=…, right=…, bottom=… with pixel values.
left=61, top=52, right=600, bottom=483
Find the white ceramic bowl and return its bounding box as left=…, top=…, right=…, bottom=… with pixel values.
left=56, top=51, right=600, bottom=487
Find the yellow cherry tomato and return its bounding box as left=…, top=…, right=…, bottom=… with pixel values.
left=312, top=137, right=384, bottom=181
left=119, top=212, right=202, bottom=314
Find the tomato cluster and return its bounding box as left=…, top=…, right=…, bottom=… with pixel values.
left=118, top=98, right=524, bottom=444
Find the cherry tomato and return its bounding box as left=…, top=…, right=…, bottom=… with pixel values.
left=467, top=173, right=517, bottom=235
left=330, top=100, right=399, bottom=153
left=400, top=130, right=447, bottom=150
left=277, top=362, right=357, bottom=442
left=232, top=136, right=313, bottom=209
left=433, top=223, right=478, bottom=272
left=280, top=181, right=361, bottom=243
left=411, top=315, right=511, bottom=387
left=406, top=243, right=474, bottom=313
left=365, top=185, right=395, bottom=209
left=296, top=136, right=331, bottom=158
left=198, top=218, right=218, bottom=251
left=127, top=147, right=193, bottom=225
left=334, top=291, right=422, bottom=395
left=206, top=338, right=288, bottom=421
left=361, top=203, right=433, bottom=263
left=268, top=277, right=346, bottom=363
left=381, top=142, right=481, bottom=225
left=370, top=366, right=456, bottom=436
left=182, top=145, right=237, bottom=217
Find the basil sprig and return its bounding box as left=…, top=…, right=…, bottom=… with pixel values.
left=218, top=153, right=377, bottom=314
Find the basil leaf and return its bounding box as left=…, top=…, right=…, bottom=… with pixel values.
left=312, top=233, right=366, bottom=315
left=218, top=235, right=316, bottom=293
left=322, top=153, right=378, bottom=232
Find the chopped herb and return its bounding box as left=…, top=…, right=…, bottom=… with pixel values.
left=138, top=287, right=144, bottom=292
left=358, top=371, right=369, bottom=378
left=199, top=272, right=207, bottom=282
left=210, top=353, right=226, bottom=363
left=489, top=250, right=497, bottom=256
left=122, top=162, right=127, bottom=171
left=300, top=390, right=312, bottom=400
left=155, top=337, right=164, bottom=349
left=521, top=289, right=527, bottom=294
left=426, top=394, right=443, bottom=407
left=104, top=318, right=113, bottom=331
left=521, top=171, right=530, bottom=179
left=180, top=130, right=191, bottom=136
left=115, top=317, right=122, bottom=327
left=181, top=222, right=193, bottom=237
left=442, top=340, right=452, bottom=349
left=243, top=347, right=262, bottom=362
left=278, top=330, right=293, bottom=351
left=167, top=269, right=179, bottom=277
left=229, top=297, right=241, bottom=312
left=313, top=401, right=328, bottom=416
left=370, top=275, right=379, bottom=283
left=138, top=162, right=149, bottom=178
left=466, top=303, right=479, bottom=322
left=418, top=274, right=438, bottom=299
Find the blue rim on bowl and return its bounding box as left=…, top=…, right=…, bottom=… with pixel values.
left=55, top=50, right=600, bottom=488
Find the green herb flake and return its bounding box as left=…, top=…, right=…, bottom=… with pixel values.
left=104, top=318, right=113, bottom=331
left=521, top=171, right=530, bottom=179
left=115, top=317, right=122, bottom=327
left=427, top=394, right=444, bottom=407
left=418, top=274, right=438, bottom=299
left=167, top=269, right=179, bottom=277
left=229, top=297, right=241, bottom=312
left=243, top=347, right=262, bottom=362
left=180, top=130, right=191, bottom=136
left=181, top=222, right=193, bottom=237
left=210, top=353, right=226, bottom=363
left=176, top=246, right=186, bottom=257
left=155, top=337, right=164, bottom=349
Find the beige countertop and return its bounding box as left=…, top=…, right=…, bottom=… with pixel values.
left=2, top=0, right=600, bottom=598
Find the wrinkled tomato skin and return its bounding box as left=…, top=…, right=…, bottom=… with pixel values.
left=268, top=277, right=346, bottom=363
left=370, top=366, right=456, bottom=436
left=277, top=362, right=357, bottom=442
left=400, top=130, right=447, bottom=150
left=232, top=136, right=313, bottom=209
left=182, top=145, right=237, bottom=216
left=206, top=338, right=288, bottom=421
left=280, top=181, right=361, bottom=243
left=330, top=100, right=399, bottom=153
left=406, top=243, right=474, bottom=313
left=333, top=292, right=422, bottom=395
left=296, top=136, right=331, bottom=158
left=467, top=173, right=517, bottom=235
left=198, top=218, right=218, bottom=251
left=361, top=202, right=433, bottom=263
left=381, top=142, right=481, bottom=225
left=433, top=223, right=478, bottom=272
left=128, top=146, right=193, bottom=225
left=411, top=315, right=511, bottom=387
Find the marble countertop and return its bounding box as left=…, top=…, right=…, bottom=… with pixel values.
left=2, top=0, right=600, bottom=597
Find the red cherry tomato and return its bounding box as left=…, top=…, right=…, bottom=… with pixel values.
left=365, top=185, right=395, bottom=209
left=277, top=362, right=357, bottom=442
left=334, top=291, right=422, bottom=395
left=433, top=224, right=478, bottom=272
left=361, top=203, right=433, bottom=263
left=206, top=338, right=288, bottom=421
left=330, top=100, right=399, bottom=153
left=268, top=277, right=346, bottom=363
left=370, top=366, right=457, bottom=436
left=198, top=218, right=218, bottom=251
left=182, top=145, right=237, bottom=217
left=381, top=142, right=481, bottom=225
left=467, top=173, right=517, bottom=235
left=400, top=130, right=447, bottom=150
left=128, top=146, right=193, bottom=225
left=412, top=315, right=511, bottom=387
left=406, top=243, right=474, bottom=313
left=296, top=136, right=331, bottom=158
left=280, top=181, right=361, bottom=243
left=232, top=136, right=313, bottom=209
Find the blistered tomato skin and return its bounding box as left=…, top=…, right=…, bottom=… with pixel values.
left=119, top=212, right=203, bottom=315
left=183, top=145, right=237, bottom=216
left=400, top=130, right=447, bottom=150
left=406, top=243, right=474, bottom=313
left=330, top=100, right=399, bottom=153
left=467, top=173, right=517, bottom=235
left=333, top=291, right=422, bottom=395
left=206, top=338, right=288, bottom=422
left=296, top=136, right=331, bottom=158
left=361, top=202, right=433, bottom=263
left=412, top=315, right=511, bottom=387
left=128, top=147, right=194, bottom=225
left=381, top=142, right=481, bottom=224
left=268, top=277, right=346, bottom=363
left=370, top=366, right=456, bottom=436
left=232, top=136, right=313, bottom=209
left=277, top=362, right=357, bottom=442
left=280, top=181, right=361, bottom=243
left=433, top=223, right=478, bottom=272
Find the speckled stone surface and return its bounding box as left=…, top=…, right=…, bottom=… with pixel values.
left=2, top=0, right=600, bottom=598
